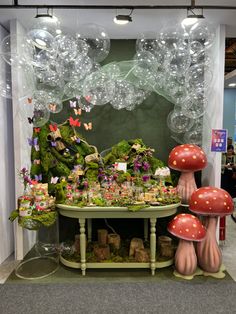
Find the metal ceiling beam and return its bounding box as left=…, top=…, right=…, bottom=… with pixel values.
left=0, top=4, right=236, bottom=10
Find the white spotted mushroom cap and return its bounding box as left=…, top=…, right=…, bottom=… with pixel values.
left=168, top=213, right=206, bottom=242
left=168, top=144, right=207, bottom=172
left=189, top=186, right=234, bottom=217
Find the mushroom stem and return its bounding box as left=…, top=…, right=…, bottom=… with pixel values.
left=196, top=216, right=222, bottom=273
left=177, top=172, right=197, bottom=204
left=175, top=239, right=197, bottom=276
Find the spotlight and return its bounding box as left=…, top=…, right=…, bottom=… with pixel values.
left=114, top=9, right=133, bottom=25
left=182, top=7, right=204, bottom=27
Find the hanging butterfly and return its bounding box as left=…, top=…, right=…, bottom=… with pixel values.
left=34, top=127, right=41, bottom=133
left=27, top=116, right=34, bottom=124
left=27, top=97, right=33, bottom=104
left=50, top=176, right=59, bottom=184
left=73, top=108, right=82, bottom=116
left=33, top=159, right=41, bottom=165
left=84, top=95, right=91, bottom=102
left=35, top=174, right=42, bottom=182
left=51, top=141, right=57, bottom=147
left=28, top=137, right=39, bottom=151
left=84, top=122, right=92, bottom=131
left=49, top=124, right=57, bottom=132
left=69, top=100, right=77, bottom=108
left=49, top=103, right=57, bottom=112
left=76, top=96, right=81, bottom=100
left=71, top=135, right=81, bottom=144
left=69, top=117, right=81, bottom=127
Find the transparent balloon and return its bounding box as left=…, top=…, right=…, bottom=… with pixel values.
left=83, top=70, right=114, bottom=106
left=159, top=25, right=187, bottom=52
left=57, top=35, right=78, bottom=62
left=38, top=69, right=64, bottom=87
left=63, top=80, right=84, bottom=100
left=0, top=74, right=12, bottom=99
left=189, top=20, right=215, bottom=49
left=77, top=95, right=94, bottom=112
left=164, top=74, right=188, bottom=106
left=184, top=129, right=202, bottom=145
left=167, top=108, right=194, bottom=133
left=191, top=50, right=212, bottom=67
left=165, top=43, right=191, bottom=76
left=76, top=38, right=89, bottom=56
left=46, top=100, right=63, bottom=114
left=186, top=63, right=213, bottom=91
left=76, top=23, right=110, bottom=62
left=73, top=55, right=93, bottom=80
left=190, top=40, right=204, bottom=59
left=33, top=105, right=50, bottom=127
left=110, top=80, right=135, bottom=110
left=101, top=62, right=121, bottom=79
left=31, top=49, right=55, bottom=69
left=182, top=92, right=207, bottom=119
left=136, top=31, right=159, bottom=53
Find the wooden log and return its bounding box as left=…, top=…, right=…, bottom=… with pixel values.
left=94, top=244, right=110, bottom=261
left=129, top=238, right=144, bottom=257
left=107, top=233, right=121, bottom=250
left=97, top=229, right=108, bottom=245
left=135, top=248, right=150, bottom=262
left=158, top=235, right=174, bottom=258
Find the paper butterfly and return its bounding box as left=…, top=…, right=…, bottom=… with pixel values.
left=27, top=97, right=32, bottom=104
left=84, top=122, right=92, bottom=131
left=71, top=136, right=81, bottom=144
left=51, top=141, right=57, bottom=147
left=34, top=127, right=41, bottom=133
left=49, top=103, right=57, bottom=112
left=84, top=95, right=91, bottom=102
left=73, top=108, right=81, bottom=116
left=35, top=174, right=42, bottom=182
left=69, top=117, right=81, bottom=127
left=49, top=124, right=57, bottom=132
left=27, top=116, right=34, bottom=124
left=50, top=177, right=59, bottom=184
left=28, top=137, right=39, bottom=151
left=69, top=100, right=77, bottom=108
left=33, top=159, right=41, bottom=165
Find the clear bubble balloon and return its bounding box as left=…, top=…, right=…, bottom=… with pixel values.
left=159, top=25, right=187, bottom=52
left=76, top=38, right=89, bottom=56
left=184, top=129, right=202, bottom=145
left=38, top=69, right=64, bottom=87
left=110, top=80, right=135, bottom=110
left=76, top=23, right=110, bottom=62
left=164, top=75, right=188, bottom=105
left=191, top=50, right=212, bottom=67
left=0, top=74, right=12, bottom=99
left=186, top=63, right=212, bottom=91
left=167, top=108, right=194, bottom=133
left=101, top=62, right=121, bottom=79
left=63, top=80, right=84, bottom=100
left=136, top=31, right=159, bottom=53
left=83, top=70, right=114, bottom=105
left=77, top=96, right=94, bottom=112
left=74, top=55, right=93, bottom=80
left=46, top=99, right=63, bottom=113
left=33, top=103, right=50, bottom=127
left=57, top=35, right=78, bottom=62
left=165, top=43, right=191, bottom=76
left=31, top=49, right=55, bottom=68
left=189, top=20, right=215, bottom=49
left=190, top=40, right=204, bottom=59
left=182, top=92, right=207, bottom=119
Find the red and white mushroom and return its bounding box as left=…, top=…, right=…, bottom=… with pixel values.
left=168, top=213, right=206, bottom=277
left=189, top=186, right=234, bottom=273
left=168, top=144, right=207, bottom=204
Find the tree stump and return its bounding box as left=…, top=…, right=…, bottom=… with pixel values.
left=94, top=244, right=110, bottom=261
left=135, top=248, right=150, bottom=262
left=158, top=236, right=174, bottom=258
left=97, top=229, right=108, bottom=246
left=108, top=233, right=121, bottom=250
left=129, top=238, right=144, bottom=257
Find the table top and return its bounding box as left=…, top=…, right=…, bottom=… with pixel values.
left=56, top=203, right=180, bottom=219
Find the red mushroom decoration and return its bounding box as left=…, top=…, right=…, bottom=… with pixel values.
left=189, top=187, right=234, bottom=274
left=168, top=144, right=207, bottom=204
left=168, top=213, right=206, bottom=278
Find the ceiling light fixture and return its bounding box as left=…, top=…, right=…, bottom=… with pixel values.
left=182, top=0, right=204, bottom=27
left=114, top=9, right=133, bottom=25
left=228, top=83, right=236, bottom=87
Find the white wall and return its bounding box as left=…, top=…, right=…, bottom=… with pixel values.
left=202, top=25, right=226, bottom=188
left=10, top=19, right=36, bottom=260
left=0, top=25, right=15, bottom=264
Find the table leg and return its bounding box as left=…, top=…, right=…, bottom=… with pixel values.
left=150, top=218, right=157, bottom=276
left=144, top=219, right=148, bottom=242
left=87, top=218, right=92, bottom=242
left=79, top=218, right=86, bottom=276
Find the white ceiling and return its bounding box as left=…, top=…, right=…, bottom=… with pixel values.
left=0, top=0, right=236, bottom=38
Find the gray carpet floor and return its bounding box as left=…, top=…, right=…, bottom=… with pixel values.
left=1, top=280, right=236, bottom=314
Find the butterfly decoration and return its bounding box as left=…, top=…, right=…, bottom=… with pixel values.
left=27, top=97, right=33, bottom=104
left=27, top=116, right=34, bottom=124
left=33, top=159, right=41, bottom=165
left=69, top=100, right=77, bottom=108
left=49, top=103, right=57, bottom=112
left=71, top=136, right=81, bottom=144
left=49, top=124, right=57, bottom=132
left=51, top=141, right=57, bottom=147
left=50, top=176, right=59, bottom=184
left=34, top=127, right=41, bottom=133
left=84, top=122, right=92, bottom=131
left=28, top=137, right=39, bottom=151
left=69, top=117, right=81, bottom=127
left=35, top=174, right=42, bottom=182
left=84, top=95, right=91, bottom=102
left=34, top=109, right=44, bottom=118
left=73, top=108, right=82, bottom=116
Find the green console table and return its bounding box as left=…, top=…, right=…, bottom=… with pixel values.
left=57, top=203, right=180, bottom=275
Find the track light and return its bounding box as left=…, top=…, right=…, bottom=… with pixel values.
left=114, top=9, right=133, bottom=25
left=182, top=1, right=204, bottom=27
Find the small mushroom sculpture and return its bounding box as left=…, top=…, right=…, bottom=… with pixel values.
left=168, top=213, right=206, bottom=278
left=168, top=144, right=207, bottom=204
left=189, top=187, right=234, bottom=275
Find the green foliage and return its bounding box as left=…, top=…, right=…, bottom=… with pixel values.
left=9, top=210, right=19, bottom=222
left=85, top=169, right=99, bottom=183
left=111, top=139, right=131, bottom=158
left=116, top=172, right=131, bottom=184
left=55, top=182, right=66, bottom=203
left=91, top=197, right=107, bottom=207
left=86, top=162, right=99, bottom=169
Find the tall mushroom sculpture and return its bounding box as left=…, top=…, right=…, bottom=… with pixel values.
left=168, top=213, right=206, bottom=279
left=189, top=187, right=234, bottom=275
left=168, top=144, right=207, bottom=204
